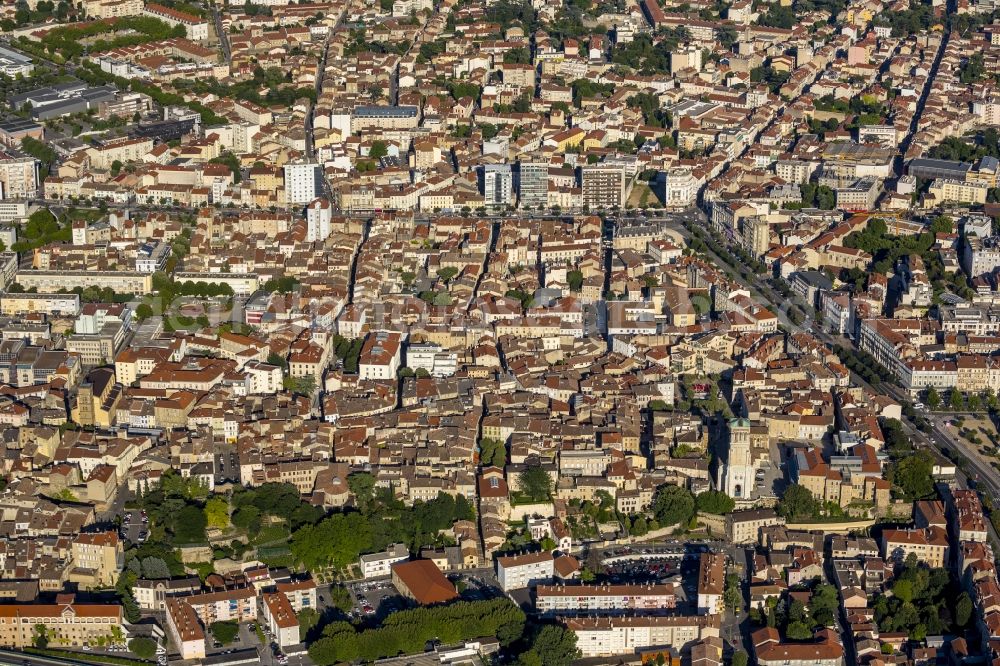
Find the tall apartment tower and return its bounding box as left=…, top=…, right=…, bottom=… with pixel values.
left=0, top=154, right=38, bottom=200
left=580, top=163, right=627, bottom=209
left=305, top=198, right=332, bottom=243
left=482, top=164, right=514, bottom=208
left=517, top=160, right=549, bottom=209
left=283, top=160, right=320, bottom=205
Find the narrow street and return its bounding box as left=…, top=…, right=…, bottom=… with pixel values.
left=211, top=7, right=231, bottom=65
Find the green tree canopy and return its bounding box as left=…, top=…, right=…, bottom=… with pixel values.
left=776, top=484, right=819, bottom=522
left=651, top=484, right=695, bottom=528
left=888, top=450, right=935, bottom=501
left=128, top=637, right=157, bottom=659
left=530, top=625, right=579, bottom=666
left=518, top=466, right=552, bottom=502
left=695, top=490, right=735, bottom=515
left=479, top=438, right=507, bottom=468
left=204, top=497, right=229, bottom=529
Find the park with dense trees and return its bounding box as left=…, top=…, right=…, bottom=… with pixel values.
left=290, top=478, right=475, bottom=570
left=874, top=554, right=967, bottom=639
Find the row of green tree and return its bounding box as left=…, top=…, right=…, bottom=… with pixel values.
left=27, top=16, right=183, bottom=61
left=924, top=386, right=1000, bottom=413
left=835, top=345, right=894, bottom=388
left=2, top=0, right=72, bottom=28
left=881, top=418, right=937, bottom=502
left=20, top=138, right=58, bottom=181
left=308, top=599, right=527, bottom=664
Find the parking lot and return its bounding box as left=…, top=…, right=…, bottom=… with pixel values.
left=754, top=445, right=785, bottom=500
left=119, top=508, right=149, bottom=545
left=197, top=619, right=306, bottom=666
left=597, top=543, right=722, bottom=611
left=343, top=578, right=405, bottom=622
left=215, top=448, right=239, bottom=485
left=451, top=570, right=502, bottom=601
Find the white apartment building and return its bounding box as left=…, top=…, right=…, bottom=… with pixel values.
left=483, top=164, right=514, bottom=208
left=135, top=240, right=171, bottom=273
left=359, top=331, right=402, bottom=380
left=406, top=342, right=457, bottom=377
left=662, top=168, right=699, bottom=208
left=517, top=161, right=548, bottom=209
left=0, top=200, right=28, bottom=223
left=306, top=197, right=332, bottom=242
left=243, top=360, right=284, bottom=394
left=132, top=577, right=201, bottom=611
left=929, top=178, right=988, bottom=205
left=496, top=552, right=554, bottom=592
left=359, top=544, right=409, bottom=579
left=821, top=292, right=850, bottom=335
left=15, top=270, right=153, bottom=294
left=581, top=163, right=627, bottom=209
left=973, top=97, right=1000, bottom=125
left=565, top=615, right=721, bottom=658
left=0, top=252, right=17, bottom=290
left=857, top=124, right=897, bottom=146
left=963, top=235, right=1000, bottom=277
left=174, top=272, right=259, bottom=296
left=0, top=153, right=38, bottom=200
left=142, top=3, right=209, bottom=40
left=535, top=583, right=677, bottom=615
left=775, top=159, right=819, bottom=184
left=900, top=359, right=957, bottom=393
left=262, top=592, right=300, bottom=648
left=284, top=161, right=320, bottom=205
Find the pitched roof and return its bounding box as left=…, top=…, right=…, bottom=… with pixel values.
left=391, top=559, right=458, bottom=605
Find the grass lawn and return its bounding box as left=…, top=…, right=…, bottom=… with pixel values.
left=626, top=181, right=662, bottom=208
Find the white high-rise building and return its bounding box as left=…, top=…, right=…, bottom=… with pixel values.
left=482, top=164, right=513, bottom=208
left=719, top=418, right=754, bottom=499
left=0, top=154, right=38, bottom=200
left=284, top=160, right=320, bottom=205
left=305, top=198, right=332, bottom=243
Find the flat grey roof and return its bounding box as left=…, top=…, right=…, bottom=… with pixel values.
left=354, top=105, right=418, bottom=117
left=0, top=118, right=42, bottom=133
left=908, top=157, right=971, bottom=172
